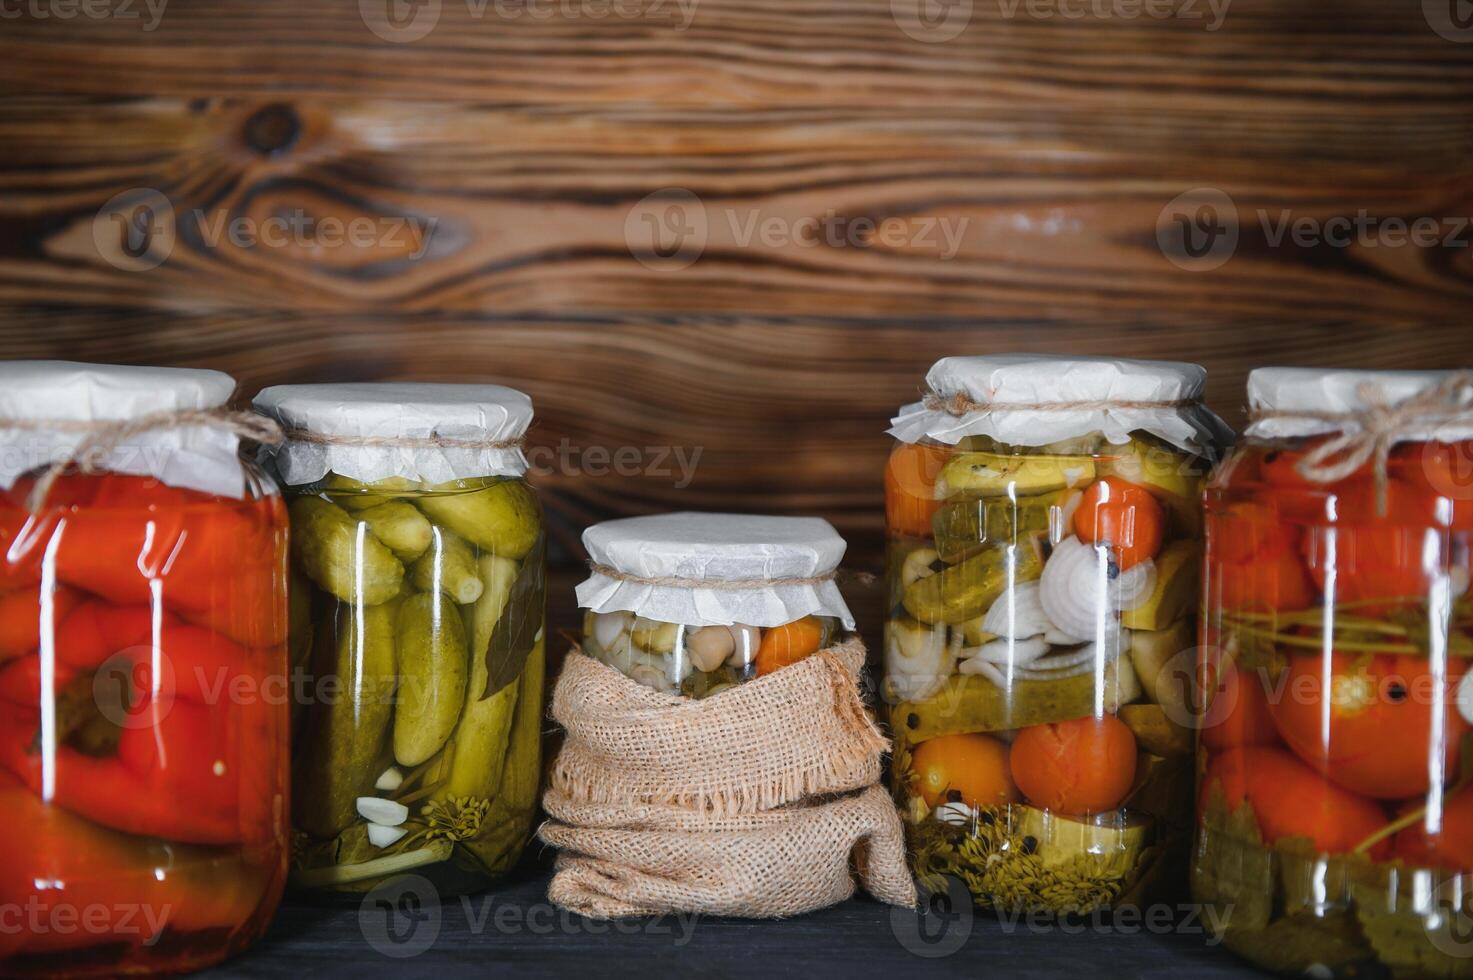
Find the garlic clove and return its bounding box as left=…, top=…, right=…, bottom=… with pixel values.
left=374, top=766, right=404, bottom=792
left=591, top=610, right=634, bottom=652
left=356, top=797, right=409, bottom=826
left=901, top=547, right=941, bottom=589
left=884, top=617, right=956, bottom=702
left=934, top=802, right=978, bottom=827
left=367, top=823, right=408, bottom=848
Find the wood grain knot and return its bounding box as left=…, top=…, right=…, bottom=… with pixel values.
left=242, top=103, right=301, bottom=157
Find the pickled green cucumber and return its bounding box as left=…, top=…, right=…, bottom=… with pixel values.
left=323, top=474, right=422, bottom=512
left=460, top=635, right=545, bottom=876
left=931, top=489, right=1066, bottom=563
left=357, top=501, right=434, bottom=561
left=902, top=541, right=1044, bottom=624
left=436, top=555, right=521, bottom=801
left=409, top=529, right=484, bottom=604
left=892, top=654, right=1139, bottom=742
left=936, top=452, right=1095, bottom=499
left=294, top=602, right=398, bottom=838
left=393, top=592, right=469, bottom=767
left=414, top=479, right=540, bottom=560
left=290, top=497, right=405, bottom=605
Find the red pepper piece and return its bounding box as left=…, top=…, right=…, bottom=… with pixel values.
left=0, top=783, right=282, bottom=960
left=0, top=586, right=81, bottom=666
left=0, top=603, right=284, bottom=846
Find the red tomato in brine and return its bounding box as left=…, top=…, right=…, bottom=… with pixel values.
left=1269, top=652, right=1467, bottom=799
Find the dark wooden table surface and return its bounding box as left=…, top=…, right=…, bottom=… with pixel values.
left=206, top=860, right=1265, bottom=979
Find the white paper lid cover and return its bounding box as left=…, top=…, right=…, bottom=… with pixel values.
left=888, top=353, right=1230, bottom=457
left=253, top=382, right=532, bottom=486
left=1246, top=368, right=1473, bottom=442
left=576, top=511, right=856, bottom=629
left=0, top=360, right=254, bottom=499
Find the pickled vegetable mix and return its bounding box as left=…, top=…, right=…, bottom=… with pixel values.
left=1196, top=369, right=1473, bottom=977
left=254, top=383, right=545, bottom=893
left=576, top=512, right=855, bottom=697
left=0, top=362, right=290, bottom=978
left=883, top=355, right=1229, bottom=915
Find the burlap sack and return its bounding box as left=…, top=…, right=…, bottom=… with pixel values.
left=540, top=639, right=917, bottom=919
left=549, top=638, right=887, bottom=814
left=542, top=784, right=915, bottom=919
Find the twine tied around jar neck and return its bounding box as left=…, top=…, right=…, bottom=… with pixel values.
left=1248, top=371, right=1473, bottom=516
left=586, top=562, right=874, bottom=591
left=0, top=408, right=285, bottom=513
left=281, top=429, right=525, bottom=452
left=921, top=391, right=1200, bottom=416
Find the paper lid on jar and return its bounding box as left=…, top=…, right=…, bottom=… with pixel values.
left=576, top=512, right=856, bottom=629
left=888, top=353, right=1231, bottom=457
left=0, top=360, right=258, bottom=499
left=253, top=382, right=533, bottom=487
left=1246, top=368, right=1473, bottom=443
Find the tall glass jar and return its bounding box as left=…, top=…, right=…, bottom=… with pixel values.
left=1196, top=368, right=1473, bottom=976
left=0, top=362, right=289, bottom=977
left=254, top=383, right=544, bottom=894
left=577, top=512, right=855, bottom=699
left=883, top=355, right=1228, bottom=915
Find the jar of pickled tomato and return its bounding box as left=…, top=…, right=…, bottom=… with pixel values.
left=0, top=362, right=289, bottom=977
left=1196, top=368, right=1473, bottom=976
left=883, top=354, right=1230, bottom=915
left=254, top=383, right=545, bottom=894
left=577, top=512, right=855, bottom=698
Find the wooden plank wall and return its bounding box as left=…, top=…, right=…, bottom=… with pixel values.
left=0, top=0, right=1470, bottom=634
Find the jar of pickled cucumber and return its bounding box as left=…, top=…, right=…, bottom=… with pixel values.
left=1196, top=369, right=1473, bottom=976
left=576, top=512, right=855, bottom=698
left=254, top=383, right=545, bottom=893
left=883, top=354, right=1230, bottom=915
left=0, top=362, right=289, bottom=977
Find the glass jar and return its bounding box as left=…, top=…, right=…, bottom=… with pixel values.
left=883, top=355, right=1227, bottom=915
left=0, top=362, right=289, bottom=977
left=254, top=383, right=545, bottom=893
left=576, top=512, right=855, bottom=698
left=582, top=612, right=842, bottom=698
left=1196, top=368, right=1473, bottom=976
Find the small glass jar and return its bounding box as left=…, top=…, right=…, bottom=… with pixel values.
left=0, top=362, right=289, bottom=978
left=883, top=354, right=1228, bottom=916
left=1196, top=368, right=1473, bottom=977
left=576, top=512, right=855, bottom=698
left=254, top=383, right=545, bottom=893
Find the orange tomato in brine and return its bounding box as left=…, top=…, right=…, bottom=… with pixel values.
left=1269, top=652, right=1467, bottom=800
left=1073, top=478, right=1164, bottom=570
left=909, top=733, right=1019, bottom=810
left=1393, top=790, right=1473, bottom=874
left=1199, top=660, right=1279, bottom=753
left=753, top=616, right=825, bottom=676
left=1202, top=745, right=1389, bottom=857
left=885, top=442, right=948, bottom=538
left=1009, top=715, right=1137, bottom=815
